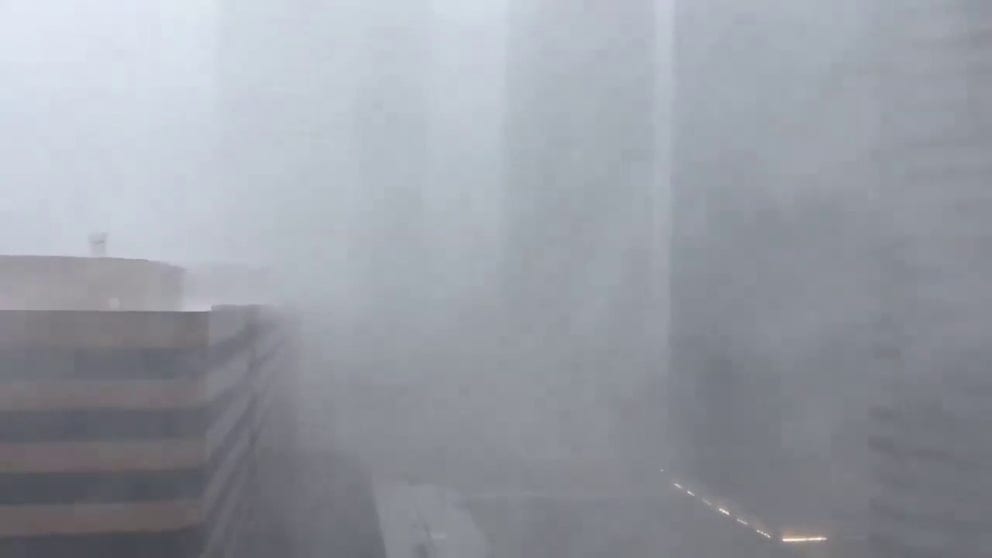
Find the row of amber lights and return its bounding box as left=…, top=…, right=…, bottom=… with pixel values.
left=661, top=469, right=828, bottom=545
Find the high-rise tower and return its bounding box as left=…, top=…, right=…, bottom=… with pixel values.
left=351, top=0, right=432, bottom=318
left=868, top=2, right=992, bottom=556
left=670, top=0, right=878, bottom=541
left=503, top=0, right=661, bottom=470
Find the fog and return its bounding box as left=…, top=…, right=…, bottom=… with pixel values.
left=0, top=2, right=219, bottom=260
left=1, top=1, right=988, bottom=557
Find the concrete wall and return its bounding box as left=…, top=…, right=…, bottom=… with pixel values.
left=670, top=0, right=878, bottom=536
left=868, top=3, right=992, bottom=557
left=502, top=0, right=663, bottom=481
left=0, top=305, right=298, bottom=557
left=183, top=263, right=277, bottom=308
left=0, top=255, right=184, bottom=311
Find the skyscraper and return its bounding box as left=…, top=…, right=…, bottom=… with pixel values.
left=344, top=0, right=434, bottom=390
left=868, top=2, right=992, bottom=556
left=502, top=0, right=661, bottom=470
left=670, top=0, right=878, bottom=540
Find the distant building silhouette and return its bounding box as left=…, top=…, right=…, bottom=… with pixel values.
left=670, top=0, right=878, bottom=544
left=503, top=0, right=662, bottom=473
left=868, top=3, right=992, bottom=557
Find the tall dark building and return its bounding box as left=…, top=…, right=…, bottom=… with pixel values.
left=351, top=0, right=432, bottom=334
left=502, top=0, right=661, bottom=470
left=670, top=0, right=879, bottom=543
left=868, top=2, right=992, bottom=556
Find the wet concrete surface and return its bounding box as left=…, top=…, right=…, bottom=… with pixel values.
left=227, top=448, right=853, bottom=558
left=463, top=491, right=797, bottom=558
left=375, top=483, right=489, bottom=558
left=232, top=449, right=387, bottom=558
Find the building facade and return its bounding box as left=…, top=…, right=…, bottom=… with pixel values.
left=670, top=0, right=879, bottom=542
left=0, top=255, right=183, bottom=311
left=502, top=0, right=661, bottom=473
left=347, top=0, right=434, bottom=381
left=868, top=2, right=992, bottom=556
left=0, top=258, right=299, bottom=557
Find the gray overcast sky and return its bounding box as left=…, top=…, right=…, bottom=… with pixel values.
left=0, top=1, right=220, bottom=261
left=0, top=0, right=670, bottom=265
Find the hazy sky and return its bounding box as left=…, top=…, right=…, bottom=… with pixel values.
left=0, top=1, right=220, bottom=261
left=0, top=0, right=522, bottom=263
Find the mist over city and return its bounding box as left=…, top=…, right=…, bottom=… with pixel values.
left=0, top=1, right=988, bottom=557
